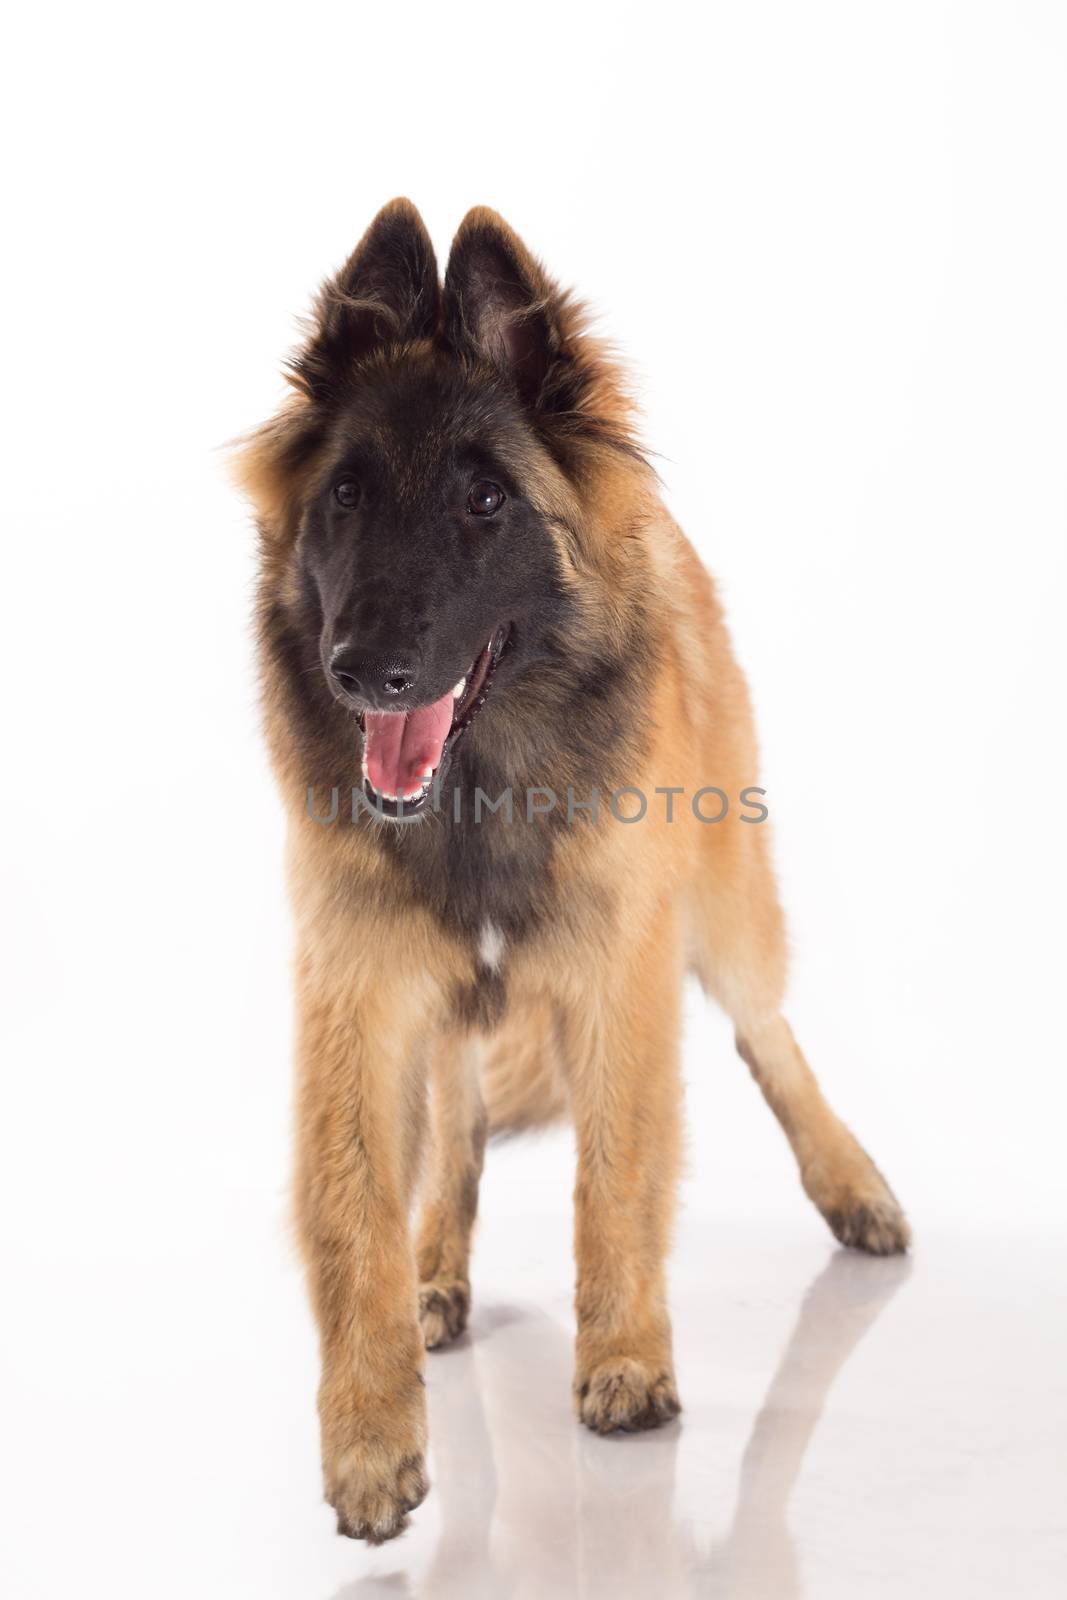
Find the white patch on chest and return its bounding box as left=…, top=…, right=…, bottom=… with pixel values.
left=478, top=919, right=506, bottom=973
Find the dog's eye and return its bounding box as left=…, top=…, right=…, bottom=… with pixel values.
left=333, top=478, right=361, bottom=509
left=467, top=481, right=506, bottom=517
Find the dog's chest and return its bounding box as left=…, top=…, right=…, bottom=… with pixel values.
left=387, top=801, right=560, bottom=1021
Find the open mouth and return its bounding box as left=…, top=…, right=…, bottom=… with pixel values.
left=358, top=626, right=510, bottom=818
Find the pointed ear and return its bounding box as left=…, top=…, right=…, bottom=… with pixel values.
left=290, top=197, right=440, bottom=401
left=443, top=208, right=564, bottom=404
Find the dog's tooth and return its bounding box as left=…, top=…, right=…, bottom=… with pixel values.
left=452, top=677, right=466, bottom=699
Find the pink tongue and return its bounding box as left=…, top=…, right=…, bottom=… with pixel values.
left=363, top=690, right=455, bottom=799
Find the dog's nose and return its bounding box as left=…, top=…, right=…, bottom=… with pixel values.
left=329, top=644, right=419, bottom=706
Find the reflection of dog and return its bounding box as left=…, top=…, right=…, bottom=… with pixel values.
left=333, top=1253, right=911, bottom=1598
left=236, top=198, right=910, bottom=1543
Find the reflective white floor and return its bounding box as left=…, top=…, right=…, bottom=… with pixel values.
left=3, top=1181, right=1064, bottom=1599
left=342, top=1230, right=1066, bottom=1600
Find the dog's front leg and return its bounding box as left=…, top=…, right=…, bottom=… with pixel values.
left=293, top=966, right=431, bottom=1544
left=563, top=900, right=685, bottom=1434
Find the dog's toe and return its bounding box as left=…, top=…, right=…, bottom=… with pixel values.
left=825, top=1192, right=911, bottom=1255
left=330, top=1451, right=428, bottom=1544
left=576, top=1357, right=681, bottom=1435
left=418, top=1280, right=470, bottom=1349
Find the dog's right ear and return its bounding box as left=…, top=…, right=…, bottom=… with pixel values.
left=234, top=201, right=438, bottom=530
left=289, top=198, right=440, bottom=403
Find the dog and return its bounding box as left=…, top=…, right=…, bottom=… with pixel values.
left=234, top=198, right=909, bottom=1544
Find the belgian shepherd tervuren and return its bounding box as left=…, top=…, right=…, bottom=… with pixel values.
left=235, top=198, right=909, bottom=1543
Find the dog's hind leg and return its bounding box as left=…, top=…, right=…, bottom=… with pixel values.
left=414, top=1034, right=488, bottom=1349
left=686, top=841, right=910, bottom=1256
left=734, top=1014, right=910, bottom=1254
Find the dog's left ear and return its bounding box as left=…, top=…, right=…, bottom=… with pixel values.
left=443, top=208, right=565, bottom=406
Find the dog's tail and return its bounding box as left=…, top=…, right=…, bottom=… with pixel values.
left=479, top=1000, right=569, bottom=1137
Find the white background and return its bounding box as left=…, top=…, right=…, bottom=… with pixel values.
left=1, top=4, right=1065, bottom=1596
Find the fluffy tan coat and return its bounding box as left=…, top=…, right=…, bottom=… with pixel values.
left=237, top=200, right=908, bottom=1544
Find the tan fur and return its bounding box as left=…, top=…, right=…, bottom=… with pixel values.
left=237, top=203, right=908, bottom=1542
left=479, top=998, right=569, bottom=1134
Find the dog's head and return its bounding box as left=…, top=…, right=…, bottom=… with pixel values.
left=238, top=200, right=648, bottom=816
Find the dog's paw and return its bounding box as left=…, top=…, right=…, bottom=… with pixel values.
left=824, top=1190, right=911, bottom=1255
left=419, top=1279, right=470, bottom=1349
left=326, top=1442, right=429, bottom=1544
left=803, top=1144, right=911, bottom=1257
left=576, top=1356, right=681, bottom=1435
